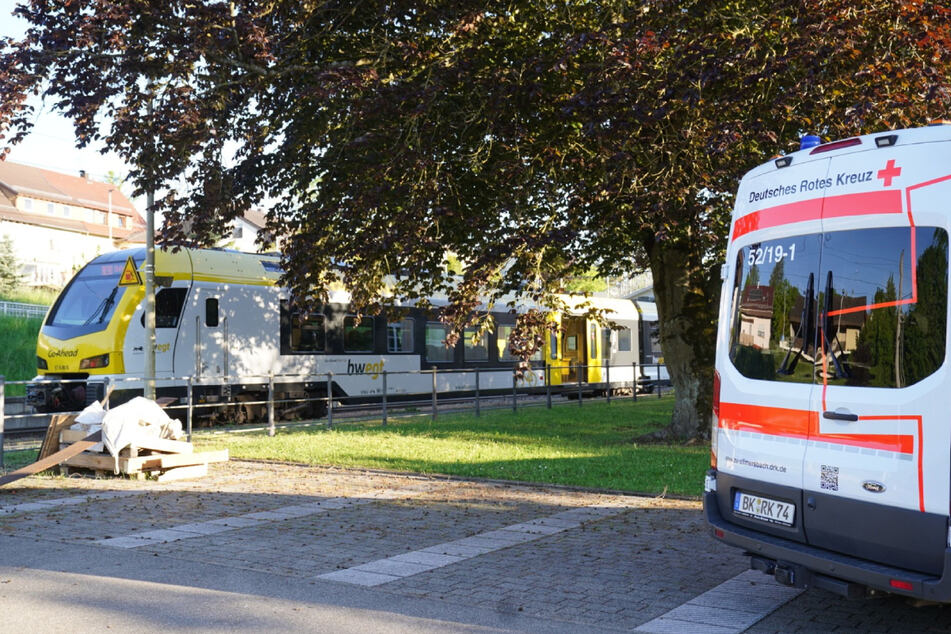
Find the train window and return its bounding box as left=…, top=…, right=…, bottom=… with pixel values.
left=344, top=316, right=374, bottom=352
left=151, top=288, right=188, bottom=328
left=290, top=313, right=326, bottom=352
left=497, top=325, right=516, bottom=361
left=205, top=298, right=219, bottom=327
left=589, top=323, right=598, bottom=359
left=496, top=325, right=543, bottom=361
left=602, top=328, right=612, bottom=360
left=549, top=332, right=559, bottom=359
left=426, top=323, right=453, bottom=362
left=387, top=318, right=414, bottom=353
left=617, top=328, right=632, bottom=352
left=464, top=327, right=489, bottom=361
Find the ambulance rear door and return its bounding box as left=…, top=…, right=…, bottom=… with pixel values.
left=804, top=138, right=951, bottom=575
left=713, top=155, right=830, bottom=543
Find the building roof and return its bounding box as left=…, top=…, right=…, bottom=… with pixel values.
left=241, top=207, right=268, bottom=229
left=0, top=160, right=144, bottom=241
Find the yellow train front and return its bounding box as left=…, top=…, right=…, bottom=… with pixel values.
left=28, top=249, right=147, bottom=411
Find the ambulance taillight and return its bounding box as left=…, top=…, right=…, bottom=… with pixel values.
left=711, top=369, right=721, bottom=468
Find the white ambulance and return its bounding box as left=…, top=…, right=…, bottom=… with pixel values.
left=706, top=124, right=951, bottom=601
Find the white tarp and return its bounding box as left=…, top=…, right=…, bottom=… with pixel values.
left=70, top=397, right=185, bottom=472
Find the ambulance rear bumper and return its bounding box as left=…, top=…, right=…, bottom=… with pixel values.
left=704, top=487, right=951, bottom=602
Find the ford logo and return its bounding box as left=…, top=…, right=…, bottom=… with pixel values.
left=862, top=481, right=886, bottom=493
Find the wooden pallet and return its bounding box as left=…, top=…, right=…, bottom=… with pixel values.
left=58, top=428, right=228, bottom=481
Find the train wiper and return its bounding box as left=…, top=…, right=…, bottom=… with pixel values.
left=84, top=286, right=120, bottom=326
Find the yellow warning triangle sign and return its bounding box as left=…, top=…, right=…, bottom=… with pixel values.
left=118, top=256, right=142, bottom=287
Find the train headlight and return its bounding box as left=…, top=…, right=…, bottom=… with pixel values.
left=37, top=356, right=48, bottom=370
left=79, top=353, right=110, bottom=369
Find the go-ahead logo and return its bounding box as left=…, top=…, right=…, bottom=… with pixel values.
left=48, top=348, right=79, bottom=358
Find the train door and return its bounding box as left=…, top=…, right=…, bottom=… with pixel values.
left=561, top=316, right=587, bottom=383
left=586, top=320, right=601, bottom=383
left=175, top=285, right=224, bottom=378
left=125, top=286, right=189, bottom=378
left=545, top=313, right=564, bottom=386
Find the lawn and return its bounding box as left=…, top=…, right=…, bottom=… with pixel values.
left=193, top=395, right=710, bottom=497
left=0, top=314, right=42, bottom=396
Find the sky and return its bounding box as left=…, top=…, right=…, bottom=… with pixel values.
left=0, top=0, right=138, bottom=197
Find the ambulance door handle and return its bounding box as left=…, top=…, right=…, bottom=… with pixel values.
left=823, top=409, right=858, bottom=422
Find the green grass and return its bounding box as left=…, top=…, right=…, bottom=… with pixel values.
left=193, top=396, right=709, bottom=497
left=0, top=314, right=42, bottom=396
left=1, top=449, right=37, bottom=471
left=0, top=287, right=57, bottom=306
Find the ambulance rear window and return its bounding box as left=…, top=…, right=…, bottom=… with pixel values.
left=729, top=227, right=947, bottom=388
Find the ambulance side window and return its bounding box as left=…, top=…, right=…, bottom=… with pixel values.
left=729, top=234, right=819, bottom=383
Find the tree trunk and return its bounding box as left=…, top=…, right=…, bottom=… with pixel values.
left=646, top=235, right=722, bottom=440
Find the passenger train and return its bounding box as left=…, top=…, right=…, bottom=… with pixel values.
left=27, top=248, right=662, bottom=420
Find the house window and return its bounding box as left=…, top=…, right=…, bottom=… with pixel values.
left=233, top=224, right=243, bottom=239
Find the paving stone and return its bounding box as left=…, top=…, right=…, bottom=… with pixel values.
left=389, top=551, right=465, bottom=567
left=317, top=569, right=400, bottom=586
left=205, top=516, right=265, bottom=528
left=352, top=559, right=436, bottom=577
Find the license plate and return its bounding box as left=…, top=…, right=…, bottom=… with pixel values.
left=733, top=491, right=795, bottom=526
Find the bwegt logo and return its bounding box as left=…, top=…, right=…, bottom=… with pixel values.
left=347, top=359, right=385, bottom=380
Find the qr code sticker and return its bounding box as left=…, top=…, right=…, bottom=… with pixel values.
left=820, top=465, right=839, bottom=491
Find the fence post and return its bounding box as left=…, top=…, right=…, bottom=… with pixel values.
left=606, top=362, right=611, bottom=405
left=186, top=376, right=194, bottom=441
left=577, top=364, right=583, bottom=406
left=0, top=375, right=5, bottom=470
left=327, top=372, right=334, bottom=429
left=431, top=369, right=438, bottom=422
left=381, top=371, right=388, bottom=427
left=267, top=371, right=275, bottom=437
left=546, top=365, right=552, bottom=409
left=633, top=362, right=638, bottom=403
left=475, top=367, right=481, bottom=418
left=512, top=372, right=517, bottom=413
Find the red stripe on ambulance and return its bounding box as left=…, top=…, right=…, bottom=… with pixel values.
left=731, top=190, right=903, bottom=239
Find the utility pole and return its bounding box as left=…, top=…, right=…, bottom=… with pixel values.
left=145, top=186, right=156, bottom=400
left=144, top=96, right=156, bottom=400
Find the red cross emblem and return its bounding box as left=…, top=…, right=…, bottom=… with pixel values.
left=877, top=159, right=902, bottom=187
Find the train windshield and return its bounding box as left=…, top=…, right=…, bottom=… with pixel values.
left=46, top=259, right=131, bottom=331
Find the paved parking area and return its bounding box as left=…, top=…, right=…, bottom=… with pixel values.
left=3, top=461, right=951, bottom=631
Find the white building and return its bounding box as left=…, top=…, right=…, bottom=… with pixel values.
left=0, top=161, right=144, bottom=287
left=221, top=207, right=271, bottom=253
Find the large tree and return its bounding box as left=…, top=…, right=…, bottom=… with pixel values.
left=1, top=1, right=949, bottom=438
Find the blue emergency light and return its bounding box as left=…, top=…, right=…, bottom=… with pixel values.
left=799, top=135, right=821, bottom=150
